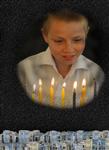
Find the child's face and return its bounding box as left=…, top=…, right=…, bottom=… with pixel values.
left=42, top=18, right=86, bottom=67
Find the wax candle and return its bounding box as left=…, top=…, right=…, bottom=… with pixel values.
left=80, top=78, right=87, bottom=106
left=38, top=79, right=43, bottom=103
left=50, top=77, right=55, bottom=106
left=61, top=82, right=66, bottom=108
left=73, top=81, right=77, bottom=108
left=32, top=84, right=36, bottom=101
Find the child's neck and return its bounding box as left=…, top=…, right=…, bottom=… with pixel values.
left=56, top=64, right=72, bottom=78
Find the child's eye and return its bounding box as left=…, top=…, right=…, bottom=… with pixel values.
left=54, top=40, right=63, bottom=43
left=73, top=39, right=84, bottom=42
left=74, top=39, right=81, bottom=42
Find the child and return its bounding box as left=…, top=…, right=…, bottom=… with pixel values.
left=17, top=8, right=104, bottom=108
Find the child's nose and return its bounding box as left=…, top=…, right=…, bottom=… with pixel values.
left=64, top=42, right=73, bottom=53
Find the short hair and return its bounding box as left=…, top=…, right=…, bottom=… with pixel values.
left=42, top=8, right=90, bottom=35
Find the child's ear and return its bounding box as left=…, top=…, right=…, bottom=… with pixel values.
left=41, top=28, right=48, bottom=43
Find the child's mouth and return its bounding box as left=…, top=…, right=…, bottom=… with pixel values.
left=62, top=55, right=76, bottom=61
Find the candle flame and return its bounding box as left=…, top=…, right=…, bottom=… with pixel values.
left=82, top=78, right=86, bottom=86
left=73, top=81, right=77, bottom=89
left=39, top=79, right=42, bottom=86
left=51, top=77, right=55, bottom=86
left=62, top=82, right=66, bottom=88
left=33, top=84, right=36, bottom=91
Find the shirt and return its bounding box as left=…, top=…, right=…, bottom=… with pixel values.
left=17, top=47, right=105, bottom=108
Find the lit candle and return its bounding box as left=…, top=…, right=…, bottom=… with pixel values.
left=38, top=79, right=43, bottom=103
left=80, top=78, right=87, bottom=106
left=50, top=77, right=55, bottom=106
left=32, top=84, right=36, bottom=101
left=73, top=81, right=77, bottom=108
left=61, top=82, right=66, bottom=108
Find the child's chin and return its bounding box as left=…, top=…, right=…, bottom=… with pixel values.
left=65, top=59, right=76, bottom=65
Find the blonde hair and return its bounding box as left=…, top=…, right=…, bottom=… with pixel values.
left=42, top=8, right=90, bottom=35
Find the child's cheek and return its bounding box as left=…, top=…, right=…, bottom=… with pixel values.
left=76, top=44, right=85, bottom=52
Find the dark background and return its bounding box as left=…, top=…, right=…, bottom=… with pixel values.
left=1, top=0, right=109, bottom=133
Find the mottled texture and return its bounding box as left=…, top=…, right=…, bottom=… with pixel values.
left=1, top=0, right=109, bottom=132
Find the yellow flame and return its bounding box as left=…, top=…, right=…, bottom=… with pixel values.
left=51, top=77, right=55, bottom=86
left=73, top=81, right=77, bottom=89
left=82, top=78, right=86, bottom=86
left=39, top=79, right=42, bottom=86
left=62, top=82, right=66, bottom=88
left=33, top=84, right=36, bottom=91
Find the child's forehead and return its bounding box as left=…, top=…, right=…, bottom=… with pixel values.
left=48, top=19, right=85, bottom=33
left=43, top=16, right=87, bottom=36
left=48, top=17, right=83, bottom=25
left=47, top=18, right=86, bottom=31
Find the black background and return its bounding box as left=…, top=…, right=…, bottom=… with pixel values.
left=1, top=0, right=109, bottom=133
